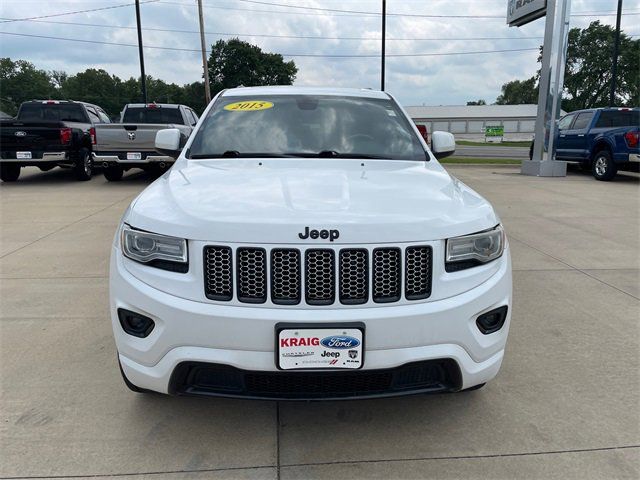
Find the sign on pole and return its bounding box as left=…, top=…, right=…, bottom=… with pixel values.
left=507, top=0, right=547, bottom=27
left=485, top=126, right=505, bottom=143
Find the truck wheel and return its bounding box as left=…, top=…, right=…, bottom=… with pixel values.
left=0, top=164, right=21, bottom=182
left=592, top=150, right=617, bottom=181
left=73, top=148, right=93, bottom=181
left=104, top=165, right=124, bottom=182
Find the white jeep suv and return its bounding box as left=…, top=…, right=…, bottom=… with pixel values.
left=110, top=87, right=512, bottom=400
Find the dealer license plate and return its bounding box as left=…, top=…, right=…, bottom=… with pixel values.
left=277, top=326, right=364, bottom=370
left=126, top=152, right=142, bottom=160
left=16, top=151, right=32, bottom=159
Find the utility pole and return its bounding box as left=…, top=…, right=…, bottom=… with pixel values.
left=381, top=0, right=386, bottom=91
left=197, top=0, right=212, bottom=104
left=134, top=0, right=147, bottom=104
left=609, top=0, right=623, bottom=106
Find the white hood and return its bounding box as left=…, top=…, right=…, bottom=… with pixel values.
left=126, top=158, right=498, bottom=244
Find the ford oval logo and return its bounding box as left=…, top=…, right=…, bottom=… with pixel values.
left=15, top=131, right=27, bottom=137
left=320, top=335, right=360, bottom=349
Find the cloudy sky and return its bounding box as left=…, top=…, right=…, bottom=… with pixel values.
left=1, top=0, right=638, bottom=106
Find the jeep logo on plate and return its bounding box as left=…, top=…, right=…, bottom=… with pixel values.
left=298, top=226, right=340, bottom=242
left=14, top=131, right=27, bottom=137
left=320, top=336, right=360, bottom=349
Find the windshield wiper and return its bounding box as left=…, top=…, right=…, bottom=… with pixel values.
left=284, top=152, right=391, bottom=159
left=189, top=152, right=295, bottom=159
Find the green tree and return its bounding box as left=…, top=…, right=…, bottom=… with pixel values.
left=563, top=21, right=639, bottom=110
left=495, top=22, right=639, bottom=109
left=59, top=69, right=125, bottom=117
left=0, top=58, right=56, bottom=115
left=208, top=39, right=297, bottom=94
left=466, top=99, right=487, bottom=106
left=495, top=77, right=538, bottom=105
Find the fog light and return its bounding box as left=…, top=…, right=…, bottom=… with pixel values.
left=476, top=306, right=508, bottom=335
left=118, top=308, right=155, bottom=338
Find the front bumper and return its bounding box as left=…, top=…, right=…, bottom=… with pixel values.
left=111, top=247, right=512, bottom=399
left=94, top=153, right=175, bottom=165
left=0, top=152, right=67, bottom=162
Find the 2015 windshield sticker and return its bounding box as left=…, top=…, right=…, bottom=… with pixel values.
left=224, top=100, right=274, bottom=111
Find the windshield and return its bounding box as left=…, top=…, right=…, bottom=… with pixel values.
left=122, top=107, right=183, bottom=124
left=18, top=103, right=88, bottom=123
left=188, top=95, right=426, bottom=160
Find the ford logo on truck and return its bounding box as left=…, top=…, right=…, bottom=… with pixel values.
left=320, top=336, right=360, bottom=349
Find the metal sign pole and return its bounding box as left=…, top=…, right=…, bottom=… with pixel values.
left=381, top=0, right=386, bottom=91
left=134, top=0, right=147, bottom=105
left=197, top=0, right=212, bottom=105
left=522, top=0, right=571, bottom=177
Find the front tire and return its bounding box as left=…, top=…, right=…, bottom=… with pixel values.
left=73, top=148, right=93, bottom=181
left=104, top=165, right=124, bottom=182
left=0, top=163, right=21, bottom=182
left=592, top=150, right=617, bottom=181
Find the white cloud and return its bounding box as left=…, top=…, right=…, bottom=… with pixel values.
left=0, top=0, right=635, bottom=105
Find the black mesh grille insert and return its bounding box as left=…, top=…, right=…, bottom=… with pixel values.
left=305, top=249, right=335, bottom=305
left=237, top=248, right=267, bottom=303
left=372, top=248, right=401, bottom=303
left=169, top=359, right=463, bottom=399
left=271, top=249, right=301, bottom=305
left=203, top=246, right=233, bottom=301
left=339, top=249, right=369, bottom=304
left=405, top=246, right=433, bottom=300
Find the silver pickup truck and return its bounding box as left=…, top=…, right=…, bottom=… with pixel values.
left=93, top=103, right=199, bottom=181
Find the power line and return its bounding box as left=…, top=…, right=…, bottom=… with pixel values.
left=0, top=31, right=545, bottom=57
left=0, top=0, right=159, bottom=24
left=235, top=0, right=640, bottom=18
left=0, top=17, right=549, bottom=42
left=159, top=0, right=640, bottom=19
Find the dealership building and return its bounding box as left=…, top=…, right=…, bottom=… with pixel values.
left=404, top=104, right=550, bottom=141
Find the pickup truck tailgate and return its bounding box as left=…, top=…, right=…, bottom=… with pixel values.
left=0, top=121, right=64, bottom=157
left=93, top=124, right=175, bottom=152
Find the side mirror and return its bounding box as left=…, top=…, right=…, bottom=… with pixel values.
left=430, top=131, right=455, bottom=159
left=155, top=128, right=184, bottom=158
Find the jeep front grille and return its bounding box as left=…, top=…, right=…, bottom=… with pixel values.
left=271, top=249, right=301, bottom=305
left=203, top=246, right=233, bottom=301
left=305, top=249, right=335, bottom=305
left=237, top=248, right=267, bottom=303
left=203, top=245, right=432, bottom=306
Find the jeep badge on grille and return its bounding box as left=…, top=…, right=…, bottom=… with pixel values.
left=298, top=227, right=339, bottom=242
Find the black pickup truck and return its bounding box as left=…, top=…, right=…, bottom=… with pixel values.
left=0, top=100, right=110, bottom=182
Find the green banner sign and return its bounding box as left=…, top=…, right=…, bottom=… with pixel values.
left=485, top=125, right=504, bottom=137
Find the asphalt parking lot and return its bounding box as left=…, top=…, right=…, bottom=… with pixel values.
left=1, top=165, right=638, bottom=479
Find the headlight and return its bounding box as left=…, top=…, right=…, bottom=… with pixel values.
left=121, top=224, right=188, bottom=273
left=445, top=225, right=504, bottom=272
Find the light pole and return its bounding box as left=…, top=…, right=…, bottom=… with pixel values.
left=134, top=0, right=147, bottom=104
left=381, top=0, right=386, bottom=91
left=197, top=0, right=212, bottom=105
left=609, top=0, right=623, bottom=106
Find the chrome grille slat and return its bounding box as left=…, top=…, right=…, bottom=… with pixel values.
left=203, top=245, right=431, bottom=305
left=305, top=249, right=335, bottom=305
left=339, top=249, right=369, bottom=304
left=405, top=246, right=433, bottom=300
left=271, top=249, right=301, bottom=305
left=203, top=246, right=233, bottom=301
left=237, top=247, right=267, bottom=303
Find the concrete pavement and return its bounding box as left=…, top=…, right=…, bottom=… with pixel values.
left=1, top=166, right=638, bottom=479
